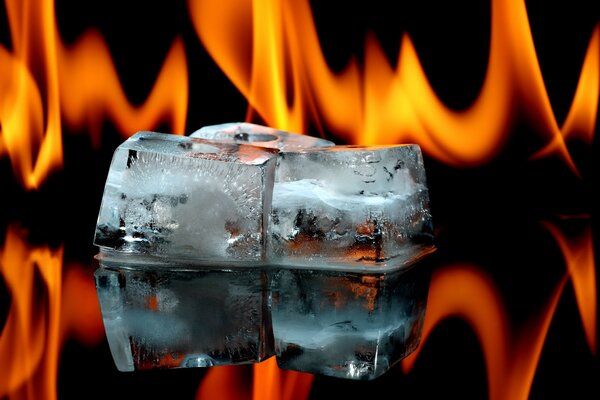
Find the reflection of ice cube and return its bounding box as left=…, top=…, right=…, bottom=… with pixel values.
left=191, top=122, right=334, bottom=151
left=270, top=145, right=434, bottom=265
left=269, top=264, right=430, bottom=380
left=94, top=132, right=277, bottom=261
left=95, top=255, right=273, bottom=371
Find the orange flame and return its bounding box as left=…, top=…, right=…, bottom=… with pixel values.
left=0, top=0, right=188, bottom=189
left=189, top=0, right=598, bottom=170
left=252, top=358, right=313, bottom=400
left=190, top=3, right=596, bottom=396
left=402, top=264, right=568, bottom=400
left=197, top=358, right=314, bottom=400
left=1, top=1, right=595, bottom=399
left=0, top=225, right=63, bottom=399
left=0, top=0, right=62, bottom=190
left=0, top=227, right=104, bottom=400
left=60, top=264, right=104, bottom=347
left=542, top=220, right=597, bottom=354
left=57, top=33, right=188, bottom=147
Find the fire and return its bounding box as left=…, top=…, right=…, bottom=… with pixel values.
left=543, top=219, right=596, bottom=354
left=251, top=358, right=313, bottom=400
left=189, top=0, right=598, bottom=170
left=0, top=226, right=104, bottom=400
left=60, top=264, right=104, bottom=347
left=402, top=218, right=596, bottom=400
left=197, top=358, right=313, bottom=400
left=401, top=264, right=568, bottom=400
left=0, top=0, right=596, bottom=399
left=0, top=0, right=188, bottom=189
left=188, top=2, right=598, bottom=393
left=57, top=34, right=188, bottom=147
left=0, top=225, right=62, bottom=399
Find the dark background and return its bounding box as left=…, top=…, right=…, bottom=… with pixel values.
left=1, top=0, right=598, bottom=398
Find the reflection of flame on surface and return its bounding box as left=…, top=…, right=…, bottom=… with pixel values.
left=0, top=225, right=62, bottom=399
left=402, top=265, right=568, bottom=400
left=543, top=220, right=596, bottom=354
left=0, top=226, right=103, bottom=400
left=402, top=218, right=596, bottom=400
left=197, top=358, right=313, bottom=400
left=0, top=0, right=188, bottom=189
left=189, top=0, right=598, bottom=170
left=60, top=264, right=104, bottom=348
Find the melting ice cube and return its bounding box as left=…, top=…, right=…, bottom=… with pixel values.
left=270, top=145, right=434, bottom=265
left=93, top=126, right=435, bottom=379
left=266, top=144, right=434, bottom=379
left=94, top=132, right=278, bottom=262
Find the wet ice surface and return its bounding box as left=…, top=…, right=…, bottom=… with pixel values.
left=191, top=122, right=334, bottom=151
left=269, top=264, right=430, bottom=380
left=270, top=145, right=434, bottom=265
left=94, top=132, right=277, bottom=261
left=95, top=257, right=273, bottom=371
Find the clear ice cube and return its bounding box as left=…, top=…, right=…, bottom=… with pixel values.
left=94, top=132, right=277, bottom=262
left=191, top=122, right=334, bottom=151
left=269, top=263, right=430, bottom=380
left=270, top=145, right=434, bottom=265
left=95, top=253, right=273, bottom=371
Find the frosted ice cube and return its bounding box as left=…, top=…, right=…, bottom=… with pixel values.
left=191, top=122, right=334, bottom=151
left=270, top=145, right=434, bottom=265
left=94, top=132, right=277, bottom=261
left=95, top=254, right=273, bottom=371
left=269, top=263, right=430, bottom=380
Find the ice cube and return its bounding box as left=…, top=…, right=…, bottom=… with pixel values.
left=269, top=262, right=430, bottom=380
left=95, top=253, right=273, bottom=371
left=191, top=122, right=334, bottom=151
left=93, top=127, right=435, bottom=378
left=94, top=131, right=277, bottom=261
left=267, top=144, right=433, bottom=378
left=270, top=145, right=434, bottom=265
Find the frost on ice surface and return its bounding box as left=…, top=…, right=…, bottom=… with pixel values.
left=94, top=132, right=277, bottom=261
left=270, top=145, right=434, bottom=265
left=191, top=122, right=334, bottom=151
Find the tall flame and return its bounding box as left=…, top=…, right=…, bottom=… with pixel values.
left=0, top=0, right=188, bottom=189
left=189, top=0, right=598, bottom=170
left=1, top=1, right=596, bottom=399
left=0, top=0, right=62, bottom=190
left=189, top=1, right=597, bottom=398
